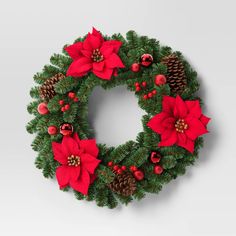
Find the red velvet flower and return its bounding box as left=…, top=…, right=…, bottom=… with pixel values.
left=52, top=133, right=101, bottom=195
left=65, top=27, right=125, bottom=80
left=147, top=95, right=210, bottom=153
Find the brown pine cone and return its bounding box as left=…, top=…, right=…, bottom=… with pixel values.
left=109, top=171, right=136, bottom=197
left=39, top=73, right=65, bottom=101
left=161, top=54, right=187, bottom=95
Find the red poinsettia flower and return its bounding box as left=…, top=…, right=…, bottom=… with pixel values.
left=65, top=27, right=125, bottom=80
left=147, top=95, right=210, bottom=153
left=52, top=133, right=101, bottom=195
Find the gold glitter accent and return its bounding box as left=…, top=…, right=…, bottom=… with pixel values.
left=175, top=119, right=188, bottom=133
left=91, top=48, right=104, bottom=62
left=67, top=155, right=80, bottom=167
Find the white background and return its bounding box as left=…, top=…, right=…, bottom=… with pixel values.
left=0, top=0, right=235, bottom=235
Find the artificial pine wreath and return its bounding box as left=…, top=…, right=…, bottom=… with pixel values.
left=27, top=28, right=211, bottom=208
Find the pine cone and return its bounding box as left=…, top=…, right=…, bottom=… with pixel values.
left=109, top=171, right=136, bottom=197
left=161, top=54, right=187, bottom=95
left=39, top=73, right=65, bottom=101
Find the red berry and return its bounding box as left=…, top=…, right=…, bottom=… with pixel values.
left=148, top=92, right=153, bottom=98
left=68, top=92, right=76, bottom=99
left=143, top=94, right=148, bottom=100
left=142, top=81, right=147, bottom=87
left=47, top=125, right=57, bottom=135
left=73, top=97, right=79, bottom=102
left=61, top=107, right=66, bottom=112
left=117, top=169, right=123, bottom=174
left=59, top=100, right=64, bottom=105
left=64, top=104, right=70, bottom=110
left=135, top=86, right=141, bottom=92
left=131, top=63, right=141, bottom=72
left=133, top=170, right=144, bottom=181
left=154, top=165, right=163, bottom=175
left=152, top=90, right=157, bottom=95
left=135, top=82, right=139, bottom=87
left=155, top=74, right=167, bottom=86
left=121, top=166, right=126, bottom=171
left=37, top=103, right=49, bottom=115
left=130, top=166, right=137, bottom=172
left=108, top=161, right=113, bottom=167
left=150, top=151, right=161, bottom=163
left=113, top=165, right=119, bottom=171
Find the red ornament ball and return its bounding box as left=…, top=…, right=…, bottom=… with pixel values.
left=136, top=86, right=141, bottom=92
left=143, top=94, right=148, bottom=100
left=131, top=63, right=141, bottom=72
left=37, top=102, right=49, bottom=115
left=121, top=166, right=127, bottom=171
left=64, top=104, right=70, bottom=111
left=154, top=165, right=163, bottom=175
left=59, top=100, right=64, bottom=105
left=73, top=97, right=79, bottom=102
left=60, top=123, right=73, bottom=136
left=130, top=165, right=137, bottom=172
left=113, top=165, right=119, bottom=171
left=152, top=90, right=157, bottom=95
left=68, top=92, right=76, bottom=99
left=133, top=170, right=144, bottom=181
left=48, top=125, right=57, bottom=135
left=150, top=151, right=162, bottom=163
left=108, top=161, right=113, bottom=167
left=142, top=81, right=147, bottom=87
left=140, top=54, right=153, bottom=67
left=117, top=169, right=123, bottom=174
left=148, top=92, right=153, bottom=98
left=155, top=74, right=167, bottom=86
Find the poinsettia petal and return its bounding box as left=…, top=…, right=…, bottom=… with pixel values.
left=102, top=40, right=122, bottom=53
left=105, top=53, right=125, bottom=68
left=177, top=138, right=195, bottom=153
left=185, top=100, right=202, bottom=118
left=93, top=67, right=113, bottom=80
left=177, top=132, right=187, bottom=144
left=81, top=49, right=92, bottom=58
left=83, top=33, right=93, bottom=51
left=159, top=130, right=177, bottom=147
left=56, top=166, right=70, bottom=189
left=93, top=61, right=105, bottom=72
left=73, top=133, right=81, bottom=145
left=161, top=129, right=174, bottom=141
left=200, top=114, right=211, bottom=126
left=70, top=168, right=90, bottom=195
left=100, top=44, right=114, bottom=58
left=80, top=153, right=101, bottom=174
left=79, top=139, right=99, bottom=157
left=68, top=166, right=81, bottom=181
left=185, top=117, right=208, bottom=140
left=90, top=174, right=97, bottom=184
left=92, top=27, right=104, bottom=44
left=61, top=136, right=79, bottom=157
left=89, top=34, right=103, bottom=49
left=162, top=117, right=175, bottom=129
left=65, top=42, right=83, bottom=60
left=162, top=96, right=176, bottom=115
left=52, top=142, right=67, bottom=164
left=174, top=95, right=188, bottom=118
left=66, top=57, right=92, bottom=77
left=147, top=112, right=170, bottom=134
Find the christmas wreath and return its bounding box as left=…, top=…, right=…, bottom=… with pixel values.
left=27, top=28, right=211, bottom=208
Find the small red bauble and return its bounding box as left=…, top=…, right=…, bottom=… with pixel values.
left=136, top=86, right=141, bottom=92
left=155, top=74, right=167, bottom=86
left=64, top=104, right=70, bottom=110
left=37, top=102, right=49, bottom=115
left=140, top=54, right=153, bottom=67
left=68, top=92, right=76, bottom=99
left=48, top=125, right=57, bottom=135
left=61, top=107, right=66, bottom=112
left=113, top=165, right=119, bottom=171
left=152, top=90, right=157, bottom=95
left=142, top=81, right=147, bottom=87
left=121, top=166, right=126, bottom=171
left=135, top=82, right=139, bottom=87
left=133, top=170, right=144, bottom=181
left=130, top=165, right=137, bottom=172
left=73, top=97, right=79, bottom=102
left=143, top=94, right=148, bottom=100
left=59, top=100, right=64, bottom=105
left=150, top=151, right=162, bottom=163
left=154, top=165, right=163, bottom=175
left=148, top=92, right=153, bottom=98
left=117, top=169, right=123, bottom=174
left=60, top=123, right=73, bottom=136
left=131, top=63, right=141, bottom=72
left=108, top=161, right=113, bottom=167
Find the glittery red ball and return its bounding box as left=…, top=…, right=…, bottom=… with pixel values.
left=131, top=63, right=141, bottom=72
left=48, top=125, right=57, bottom=135
left=136, top=86, right=141, bottom=92
left=155, top=74, right=167, bottom=86
left=130, top=165, right=137, bottom=172
left=150, top=151, right=162, bottom=163
left=142, top=81, right=147, bottom=87
left=113, top=165, right=119, bottom=171
left=143, top=94, right=148, bottom=100
left=68, top=92, right=76, bottom=99
left=148, top=92, right=153, bottom=98
left=117, top=169, right=123, bottom=174
left=140, top=54, right=153, bottom=67
left=60, top=123, right=73, bottom=136
left=154, top=165, right=163, bottom=175
left=133, top=170, right=144, bottom=181
left=108, top=161, right=113, bottom=167
left=121, top=166, right=126, bottom=171
left=37, top=102, right=49, bottom=115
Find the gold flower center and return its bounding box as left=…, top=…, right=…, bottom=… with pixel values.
left=67, top=155, right=80, bottom=167
left=175, top=119, right=188, bottom=133
left=91, top=48, right=104, bottom=62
